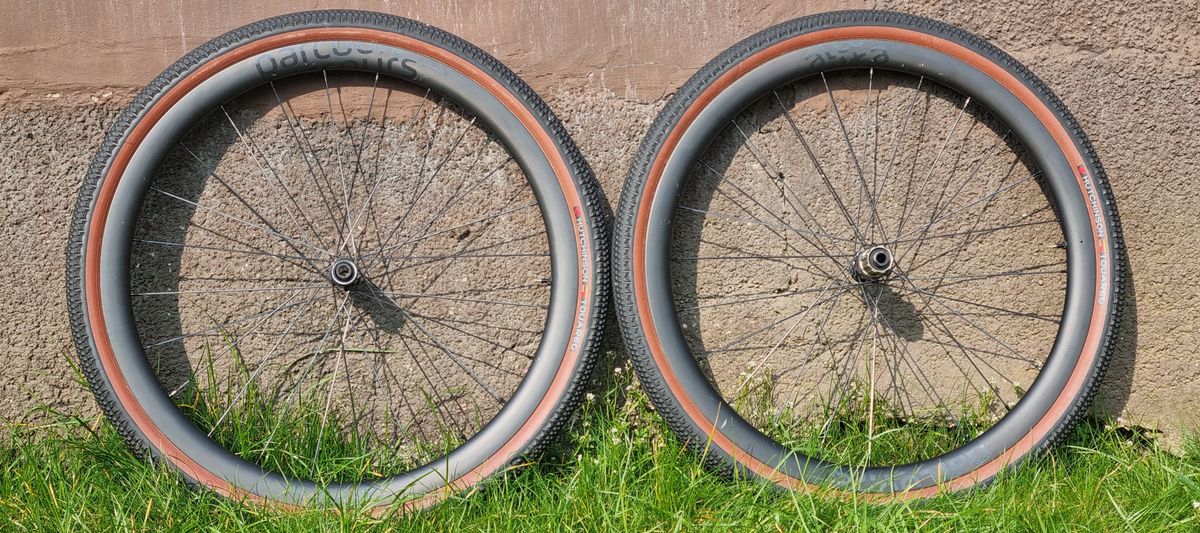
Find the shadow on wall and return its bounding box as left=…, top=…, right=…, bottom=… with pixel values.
left=129, top=102, right=251, bottom=396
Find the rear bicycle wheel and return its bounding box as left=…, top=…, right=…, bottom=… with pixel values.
left=66, top=10, right=608, bottom=511
left=613, top=10, right=1124, bottom=497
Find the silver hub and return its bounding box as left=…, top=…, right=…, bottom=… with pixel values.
left=851, top=245, right=895, bottom=282
left=330, top=258, right=360, bottom=287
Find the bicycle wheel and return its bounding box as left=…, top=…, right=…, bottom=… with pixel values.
left=66, top=10, right=608, bottom=511
left=613, top=10, right=1123, bottom=497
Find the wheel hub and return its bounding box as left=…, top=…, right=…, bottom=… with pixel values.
left=330, top=258, right=361, bottom=288
left=851, top=245, right=895, bottom=282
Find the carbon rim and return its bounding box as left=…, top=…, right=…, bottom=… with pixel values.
left=624, top=23, right=1113, bottom=493
left=79, top=29, right=592, bottom=507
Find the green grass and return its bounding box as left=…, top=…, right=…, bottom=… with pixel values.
left=3, top=369, right=1200, bottom=532
left=172, top=341, right=461, bottom=485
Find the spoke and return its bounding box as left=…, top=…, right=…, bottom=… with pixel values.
left=363, top=201, right=539, bottom=260
left=897, top=271, right=1039, bottom=367
left=399, top=310, right=534, bottom=363
left=899, top=142, right=1022, bottom=269
left=890, top=218, right=1056, bottom=246
left=391, top=252, right=548, bottom=261
left=150, top=187, right=332, bottom=260
left=896, top=283, right=1060, bottom=324
left=819, top=286, right=880, bottom=432
left=820, top=72, right=877, bottom=245
left=350, top=73, right=381, bottom=174
left=136, top=239, right=312, bottom=262
left=379, top=280, right=544, bottom=300
left=900, top=161, right=1027, bottom=298
left=322, top=70, right=354, bottom=255
left=176, top=143, right=330, bottom=271
left=374, top=229, right=546, bottom=275
left=362, top=317, right=422, bottom=449
left=163, top=287, right=313, bottom=399
left=399, top=310, right=505, bottom=405
left=896, top=279, right=1014, bottom=411
left=909, top=131, right=1014, bottom=245
left=729, top=110, right=854, bottom=255
left=372, top=102, right=450, bottom=253
left=403, top=334, right=476, bottom=438
left=774, top=285, right=848, bottom=409
left=736, top=284, right=837, bottom=389
left=357, top=90, right=433, bottom=271
left=873, top=312, right=958, bottom=424
left=357, top=283, right=523, bottom=403
left=900, top=263, right=1065, bottom=287
left=133, top=284, right=325, bottom=297
left=867, top=68, right=882, bottom=243
left=377, top=134, right=495, bottom=274
left=311, top=291, right=356, bottom=471
left=699, top=161, right=847, bottom=281
left=676, top=204, right=857, bottom=244
left=258, top=291, right=348, bottom=455
left=379, top=291, right=548, bottom=310
left=208, top=292, right=320, bottom=435
left=773, top=91, right=866, bottom=245
left=685, top=237, right=840, bottom=282
left=142, top=293, right=325, bottom=349
left=269, top=81, right=344, bottom=244
left=215, top=107, right=329, bottom=252
left=871, top=76, right=926, bottom=244
left=682, top=283, right=857, bottom=311
left=371, top=245, right=487, bottom=436
left=373, top=110, right=476, bottom=257
left=379, top=328, right=527, bottom=378
left=343, top=73, right=383, bottom=250
left=393, top=336, right=470, bottom=440
left=866, top=301, right=882, bottom=458
left=894, top=96, right=972, bottom=240
left=364, top=152, right=512, bottom=272
left=891, top=173, right=1036, bottom=243
left=699, top=288, right=850, bottom=357
left=404, top=311, right=543, bottom=337
left=179, top=217, right=323, bottom=277
left=672, top=252, right=850, bottom=262
left=412, top=316, right=537, bottom=361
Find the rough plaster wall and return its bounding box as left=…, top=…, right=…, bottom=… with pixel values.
left=0, top=0, right=1197, bottom=442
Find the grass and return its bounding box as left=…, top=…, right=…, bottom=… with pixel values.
left=728, top=372, right=1005, bottom=468
left=173, top=341, right=460, bottom=485
left=3, top=366, right=1200, bottom=532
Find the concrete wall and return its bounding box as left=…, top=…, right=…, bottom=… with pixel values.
left=1, top=0, right=1197, bottom=441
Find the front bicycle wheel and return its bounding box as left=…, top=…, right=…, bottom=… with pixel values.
left=67, top=10, right=608, bottom=511
left=614, top=10, right=1124, bottom=497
